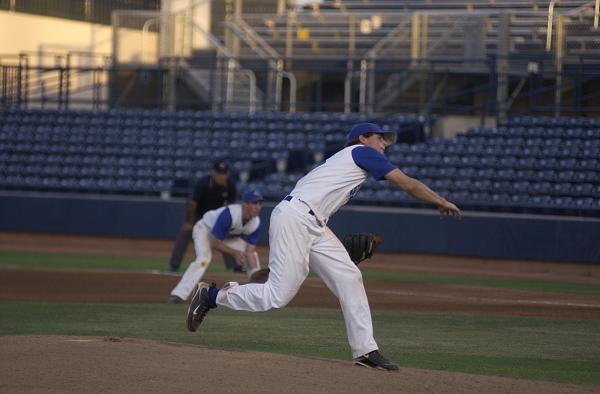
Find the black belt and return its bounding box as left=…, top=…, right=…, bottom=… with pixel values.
left=284, top=195, right=314, bottom=216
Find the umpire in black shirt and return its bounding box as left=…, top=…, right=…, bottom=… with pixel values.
left=168, top=159, right=237, bottom=272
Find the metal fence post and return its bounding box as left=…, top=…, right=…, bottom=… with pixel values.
left=65, top=54, right=71, bottom=109
left=554, top=15, right=565, bottom=117
left=358, top=59, right=367, bottom=113
left=496, top=14, right=510, bottom=124
left=344, top=59, right=353, bottom=113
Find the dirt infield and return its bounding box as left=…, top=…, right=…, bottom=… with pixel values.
left=2, top=232, right=600, bottom=319
left=2, top=232, right=600, bottom=393
left=2, top=268, right=600, bottom=319
left=4, top=335, right=598, bottom=394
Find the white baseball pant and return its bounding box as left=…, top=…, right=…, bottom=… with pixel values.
left=216, top=199, right=379, bottom=358
left=170, top=221, right=259, bottom=301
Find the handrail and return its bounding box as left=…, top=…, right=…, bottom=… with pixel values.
left=247, top=8, right=552, bottom=18
left=548, top=0, right=598, bottom=50
left=186, top=19, right=259, bottom=112
left=117, top=2, right=262, bottom=112
left=237, top=69, right=257, bottom=113
left=564, top=0, right=598, bottom=15
left=141, top=18, right=159, bottom=63
left=366, top=19, right=410, bottom=59
left=222, top=20, right=277, bottom=67
left=0, top=63, right=106, bottom=109
left=223, top=18, right=297, bottom=112
left=186, top=18, right=235, bottom=59
left=231, top=16, right=281, bottom=60
left=279, top=69, right=296, bottom=113
left=427, top=20, right=462, bottom=57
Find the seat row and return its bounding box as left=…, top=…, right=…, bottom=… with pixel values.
left=1, top=140, right=305, bottom=158
left=505, top=116, right=600, bottom=128
left=391, top=154, right=600, bottom=171
left=2, top=108, right=419, bottom=135
left=3, top=107, right=418, bottom=123
left=1, top=124, right=336, bottom=140
left=0, top=175, right=172, bottom=195
left=470, top=126, right=600, bottom=139
left=1, top=109, right=599, bottom=216
left=246, top=178, right=600, bottom=215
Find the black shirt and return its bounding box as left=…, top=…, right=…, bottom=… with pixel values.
left=190, top=175, right=237, bottom=218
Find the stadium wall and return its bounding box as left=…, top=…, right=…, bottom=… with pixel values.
left=1, top=193, right=598, bottom=264
left=432, top=115, right=496, bottom=138
left=0, top=10, right=157, bottom=64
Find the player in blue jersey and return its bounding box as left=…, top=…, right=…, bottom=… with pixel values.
left=186, top=123, right=462, bottom=371
left=168, top=188, right=264, bottom=304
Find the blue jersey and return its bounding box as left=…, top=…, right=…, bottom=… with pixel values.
left=289, top=145, right=395, bottom=224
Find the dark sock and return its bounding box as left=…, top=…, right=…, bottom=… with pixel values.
left=208, top=286, right=219, bottom=308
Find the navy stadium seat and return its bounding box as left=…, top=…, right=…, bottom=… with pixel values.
left=1, top=109, right=598, bottom=216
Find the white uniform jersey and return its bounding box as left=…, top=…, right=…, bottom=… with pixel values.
left=289, top=145, right=395, bottom=224
left=170, top=203, right=262, bottom=300
left=201, top=204, right=261, bottom=243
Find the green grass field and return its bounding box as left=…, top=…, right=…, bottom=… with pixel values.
left=1, top=251, right=597, bottom=295
left=1, top=250, right=600, bottom=385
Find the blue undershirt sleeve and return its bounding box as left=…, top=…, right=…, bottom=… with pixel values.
left=211, top=208, right=232, bottom=240
left=242, top=225, right=261, bottom=245
left=351, top=146, right=396, bottom=180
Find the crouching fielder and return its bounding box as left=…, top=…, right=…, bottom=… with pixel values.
left=168, top=188, right=264, bottom=303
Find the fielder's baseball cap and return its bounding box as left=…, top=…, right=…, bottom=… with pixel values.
left=346, top=123, right=397, bottom=146
left=212, top=159, right=230, bottom=174
left=243, top=188, right=264, bottom=203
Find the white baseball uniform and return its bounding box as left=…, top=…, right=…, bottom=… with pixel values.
left=171, top=204, right=261, bottom=301
left=216, top=145, right=395, bottom=358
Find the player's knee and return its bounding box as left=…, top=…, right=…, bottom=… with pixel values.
left=268, top=286, right=297, bottom=309
left=270, top=296, right=289, bottom=309
left=347, top=269, right=364, bottom=285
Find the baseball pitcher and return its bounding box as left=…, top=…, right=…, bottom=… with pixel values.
left=185, top=123, right=462, bottom=371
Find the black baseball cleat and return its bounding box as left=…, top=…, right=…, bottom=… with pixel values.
left=354, top=350, right=399, bottom=371
left=186, top=282, right=215, bottom=332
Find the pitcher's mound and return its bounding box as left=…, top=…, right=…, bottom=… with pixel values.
left=1, top=336, right=592, bottom=393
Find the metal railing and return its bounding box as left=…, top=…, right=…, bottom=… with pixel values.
left=3, top=54, right=600, bottom=117
left=112, top=1, right=263, bottom=113
left=223, top=16, right=297, bottom=112
left=547, top=0, right=599, bottom=51
left=0, top=51, right=112, bottom=109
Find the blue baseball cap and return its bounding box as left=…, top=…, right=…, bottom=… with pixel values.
left=243, top=188, right=264, bottom=203
left=346, top=123, right=397, bottom=146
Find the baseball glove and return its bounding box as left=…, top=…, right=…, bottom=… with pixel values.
left=342, top=233, right=382, bottom=265
left=247, top=233, right=382, bottom=283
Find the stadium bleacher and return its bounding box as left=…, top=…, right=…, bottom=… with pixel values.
left=383, top=123, right=599, bottom=215
left=2, top=108, right=598, bottom=217
left=0, top=107, right=421, bottom=194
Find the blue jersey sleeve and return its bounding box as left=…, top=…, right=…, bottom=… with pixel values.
left=211, top=208, right=232, bottom=240
left=351, top=146, right=396, bottom=180
left=242, top=225, right=261, bottom=245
